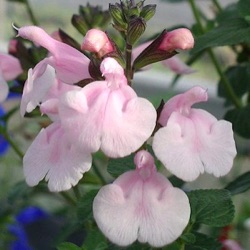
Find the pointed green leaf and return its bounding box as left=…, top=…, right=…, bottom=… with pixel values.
left=192, top=18, right=250, bottom=54
left=225, top=171, right=250, bottom=195
left=188, top=189, right=235, bottom=227
left=185, top=232, right=222, bottom=250
left=83, top=229, right=107, bottom=250
left=218, top=64, right=250, bottom=106
left=107, top=154, right=135, bottom=178
left=77, top=189, right=99, bottom=224
left=224, top=105, right=250, bottom=138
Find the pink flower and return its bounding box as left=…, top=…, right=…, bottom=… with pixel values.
left=93, top=150, right=190, bottom=247
left=17, top=26, right=91, bottom=83
left=23, top=122, right=92, bottom=192
left=59, top=57, right=157, bottom=157
left=0, top=52, right=23, bottom=102
left=152, top=86, right=237, bottom=181
left=81, top=29, right=114, bottom=57
left=159, top=28, right=194, bottom=51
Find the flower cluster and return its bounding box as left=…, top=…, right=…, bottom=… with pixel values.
left=16, top=24, right=237, bottom=247
left=10, top=1, right=237, bottom=247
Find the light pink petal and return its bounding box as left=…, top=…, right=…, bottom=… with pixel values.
left=18, top=26, right=90, bottom=83
left=20, top=59, right=56, bottom=117
left=0, top=52, right=23, bottom=80
left=101, top=91, right=156, bottom=157
left=60, top=83, right=156, bottom=157
left=93, top=150, right=190, bottom=247
left=0, top=73, right=9, bottom=102
left=159, top=86, right=208, bottom=126
left=162, top=56, right=195, bottom=74
left=23, top=122, right=92, bottom=192
left=153, top=109, right=236, bottom=181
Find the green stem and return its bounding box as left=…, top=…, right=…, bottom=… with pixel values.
left=3, top=131, right=24, bottom=159
left=125, top=43, right=133, bottom=85
left=188, top=0, right=242, bottom=109
left=73, top=185, right=81, bottom=200
left=24, top=0, right=39, bottom=25
left=60, top=192, right=77, bottom=206
left=212, top=0, right=223, bottom=12
left=92, top=161, right=107, bottom=185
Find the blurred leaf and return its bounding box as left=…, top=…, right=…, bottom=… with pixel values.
left=57, top=242, right=82, bottom=250
left=238, top=0, right=250, bottom=18
left=77, top=189, right=99, bottom=224
left=180, top=233, right=196, bottom=244
left=225, top=171, right=250, bottom=195
left=216, top=3, right=239, bottom=24
left=185, top=232, right=222, bottom=250
left=218, top=64, right=250, bottom=106
left=169, top=175, right=185, bottom=188
left=188, top=189, right=235, bottom=227
left=192, top=18, right=250, bottom=54
left=107, top=154, right=135, bottom=178
left=224, top=105, right=250, bottom=138
left=83, top=229, right=107, bottom=250
left=7, top=181, right=32, bottom=205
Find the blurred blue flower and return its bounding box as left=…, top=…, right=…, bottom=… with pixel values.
left=0, top=105, right=9, bottom=156
left=8, top=206, right=48, bottom=250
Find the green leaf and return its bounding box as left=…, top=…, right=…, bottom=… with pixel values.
left=188, top=189, right=235, bottom=227
left=83, top=229, right=107, bottom=250
left=77, top=189, right=99, bottom=224
left=218, top=64, right=250, bottom=106
left=238, top=0, right=250, bottom=18
left=185, top=232, right=222, bottom=250
left=57, top=242, right=82, bottom=250
left=192, top=18, right=250, bottom=54
left=225, top=171, right=250, bottom=195
left=224, top=105, right=250, bottom=138
left=180, top=232, right=196, bottom=244
left=107, top=154, right=135, bottom=178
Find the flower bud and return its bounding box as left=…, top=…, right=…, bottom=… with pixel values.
left=159, top=28, right=194, bottom=51
left=140, top=4, right=156, bottom=21
left=127, top=17, right=146, bottom=45
left=71, top=14, right=89, bottom=36
left=81, top=29, right=114, bottom=58
left=109, top=3, right=127, bottom=31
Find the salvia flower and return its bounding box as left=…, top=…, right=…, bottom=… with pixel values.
left=93, top=150, right=190, bottom=247
left=59, top=57, right=157, bottom=158
left=0, top=52, right=23, bottom=102
left=152, top=86, right=237, bottom=181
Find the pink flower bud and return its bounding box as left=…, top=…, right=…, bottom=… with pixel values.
left=8, top=39, right=18, bottom=54
left=159, top=28, right=194, bottom=51
left=81, top=29, right=114, bottom=57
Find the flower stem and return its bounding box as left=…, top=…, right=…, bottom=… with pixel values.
left=212, top=0, right=223, bottom=12
left=2, top=130, right=24, bottom=159
left=24, top=0, right=39, bottom=26
left=125, top=43, right=133, bottom=85
left=188, top=0, right=242, bottom=109
left=60, top=192, right=77, bottom=206
left=92, top=161, right=107, bottom=185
